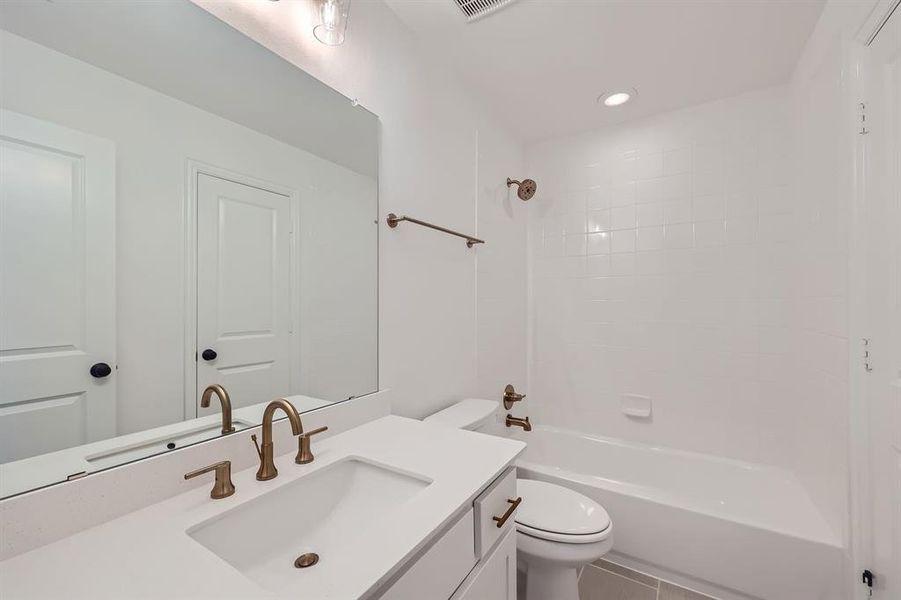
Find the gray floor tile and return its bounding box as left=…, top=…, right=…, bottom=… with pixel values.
left=658, top=580, right=718, bottom=600
left=592, top=558, right=659, bottom=588
left=579, top=565, right=657, bottom=600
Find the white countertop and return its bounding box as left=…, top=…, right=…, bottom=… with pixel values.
left=0, top=416, right=525, bottom=599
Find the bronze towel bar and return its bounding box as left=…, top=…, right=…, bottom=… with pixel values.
left=386, top=213, right=485, bottom=248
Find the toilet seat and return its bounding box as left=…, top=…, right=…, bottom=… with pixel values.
left=514, top=479, right=611, bottom=544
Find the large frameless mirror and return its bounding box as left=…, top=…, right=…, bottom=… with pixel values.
left=0, top=0, right=379, bottom=498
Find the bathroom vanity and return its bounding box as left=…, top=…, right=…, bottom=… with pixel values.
left=0, top=416, right=525, bottom=599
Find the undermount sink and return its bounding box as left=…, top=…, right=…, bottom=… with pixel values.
left=187, top=457, right=432, bottom=593
left=85, top=420, right=253, bottom=469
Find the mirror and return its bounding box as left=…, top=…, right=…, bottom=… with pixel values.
left=0, top=0, right=379, bottom=498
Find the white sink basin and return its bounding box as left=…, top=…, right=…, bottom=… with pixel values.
left=85, top=420, right=253, bottom=469
left=187, top=457, right=431, bottom=593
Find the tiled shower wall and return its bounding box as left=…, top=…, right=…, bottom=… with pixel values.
left=525, top=85, right=849, bottom=535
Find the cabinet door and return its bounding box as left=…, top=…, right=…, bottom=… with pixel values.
left=453, top=528, right=517, bottom=600
left=379, top=510, right=476, bottom=600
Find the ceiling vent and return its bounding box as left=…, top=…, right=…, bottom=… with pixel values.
left=453, top=0, right=518, bottom=22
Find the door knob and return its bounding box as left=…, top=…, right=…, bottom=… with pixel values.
left=201, top=349, right=217, bottom=361
left=90, top=362, right=112, bottom=378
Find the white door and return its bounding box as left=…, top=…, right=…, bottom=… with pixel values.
left=859, top=14, right=901, bottom=598
left=196, top=173, right=292, bottom=414
left=0, top=110, right=116, bottom=463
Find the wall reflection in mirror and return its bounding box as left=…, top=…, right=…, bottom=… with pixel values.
left=0, top=0, right=379, bottom=498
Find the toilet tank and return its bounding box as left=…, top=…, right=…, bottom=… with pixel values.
left=423, top=399, right=499, bottom=432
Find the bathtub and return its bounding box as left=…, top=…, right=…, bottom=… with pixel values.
left=512, top=426, right=845, bottom=600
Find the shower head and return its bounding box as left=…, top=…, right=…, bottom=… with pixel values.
left=507, top=177, right=537, bottom=201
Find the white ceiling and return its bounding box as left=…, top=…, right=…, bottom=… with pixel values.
left=385, top=0, right=826, bottom=143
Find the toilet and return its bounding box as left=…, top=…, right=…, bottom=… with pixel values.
left=514, top=479, right=612, bottom=600
left=424, top=400, right=614, bottom=600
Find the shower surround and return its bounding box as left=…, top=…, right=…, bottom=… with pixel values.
left=525, top=83, right=850, bottom=544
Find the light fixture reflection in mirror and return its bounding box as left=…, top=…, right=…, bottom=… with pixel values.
left=313, top=0, right=351, bottom=46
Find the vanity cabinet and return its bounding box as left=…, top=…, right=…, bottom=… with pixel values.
left=378, top=467, right=519, bottom=600
left=452, top=528, right=516, bottom=600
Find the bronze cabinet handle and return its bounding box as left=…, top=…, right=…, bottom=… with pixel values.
left=492, top=496, right=522, bottom=528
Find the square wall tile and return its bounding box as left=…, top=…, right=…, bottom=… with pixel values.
left=665, top=223, right=694, bottom=249
left=695, top=221, right=726, bottom=247
left=637, top=202, right=665, bottom=227
left=664, top=199, right=693, bottom=224
left=638, top=226, right=665, bottom=251
left=612, top=205, right=638, bottom=230
left=565, top=233, right=587, bottom=256
left=663, top=147, right=691, bottom=175
left=693, top=194, right=725, bottom=221
left=587, top=232, right=612, bottom=255
left=588, top=209, right=611, bottom=233
left=611, top=229, right=637, bottom=253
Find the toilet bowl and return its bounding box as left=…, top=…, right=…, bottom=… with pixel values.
left=423, top=400, right=614, bottom=600
left=514, top=478, right=613, bottom=600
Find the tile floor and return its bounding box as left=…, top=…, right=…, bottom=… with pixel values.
left=579, top=559, right=719, bottom=600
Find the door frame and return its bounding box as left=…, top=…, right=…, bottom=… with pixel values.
left=849, top=3, right=901, bottom=596
left=182, top=159, right=300, bottom=420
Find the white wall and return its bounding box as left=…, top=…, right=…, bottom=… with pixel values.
left=525, top=83, right=850, bottom=536
left=527, top=87, right=793, bottom=460
left=196, top=0, right=528, bottom=420
left=476, top=127, right=529, bottom=425
left=787, top=28, right=854, bottom=547
left=0, top=30, right=378, bottom=434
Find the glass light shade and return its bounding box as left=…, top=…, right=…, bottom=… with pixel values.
left=313, top=0, right=351, bottom=46
left=603, top=92, right=631, bottom=106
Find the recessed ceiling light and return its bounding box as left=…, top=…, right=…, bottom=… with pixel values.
left=598, top=89, right=637, bottom=107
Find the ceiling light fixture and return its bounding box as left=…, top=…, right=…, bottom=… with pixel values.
left=598, top=89, right=637, bottom=107
left=313, top=0, right=351, bottom=46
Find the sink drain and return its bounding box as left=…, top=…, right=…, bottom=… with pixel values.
left=294, top=553, right=319, bottom=569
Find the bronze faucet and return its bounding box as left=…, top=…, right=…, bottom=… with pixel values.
left=201, top=384, right=235, bottom=434
left=251, top=398, right=303, bottom=481
left=296, top=426, right=329, bottom=464
left=505, top=414, right=532, bottom=431
left=185, top=461, right=235, bottom=499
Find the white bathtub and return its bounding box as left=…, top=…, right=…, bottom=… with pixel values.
left=512, top=426, right=845, bottom=600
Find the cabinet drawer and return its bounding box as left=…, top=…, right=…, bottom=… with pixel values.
left=473, top=467, right=518, bottom=559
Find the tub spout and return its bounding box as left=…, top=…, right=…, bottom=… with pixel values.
left=506, top=414, right=531, bottom=431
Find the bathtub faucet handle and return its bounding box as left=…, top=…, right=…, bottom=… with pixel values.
left=503, top=384, right=526, bottom=410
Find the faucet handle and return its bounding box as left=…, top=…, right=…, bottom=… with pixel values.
left=184, top=460, right=235, bottom=499
left=295, top=426, right=328, bottom=465
left=503, top=384, right=526, bottom=409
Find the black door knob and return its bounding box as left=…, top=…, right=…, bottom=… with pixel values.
left=201, top=349, right=217, bottom=361
left=90, top=362, right=112, bottom=378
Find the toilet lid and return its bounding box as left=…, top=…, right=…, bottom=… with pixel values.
left=514, top=479, right=611, bottom=541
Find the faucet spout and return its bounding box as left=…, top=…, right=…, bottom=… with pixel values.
left=201, top=384, right=235, bottom=434
left=255, top=398, right=303, bottom=481
left=505, top=414, right=532, bottom=432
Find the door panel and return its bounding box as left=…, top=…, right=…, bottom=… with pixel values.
left=196, top=174, right=291, bottom=413
left=0, top=110, right=116, bottom=463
